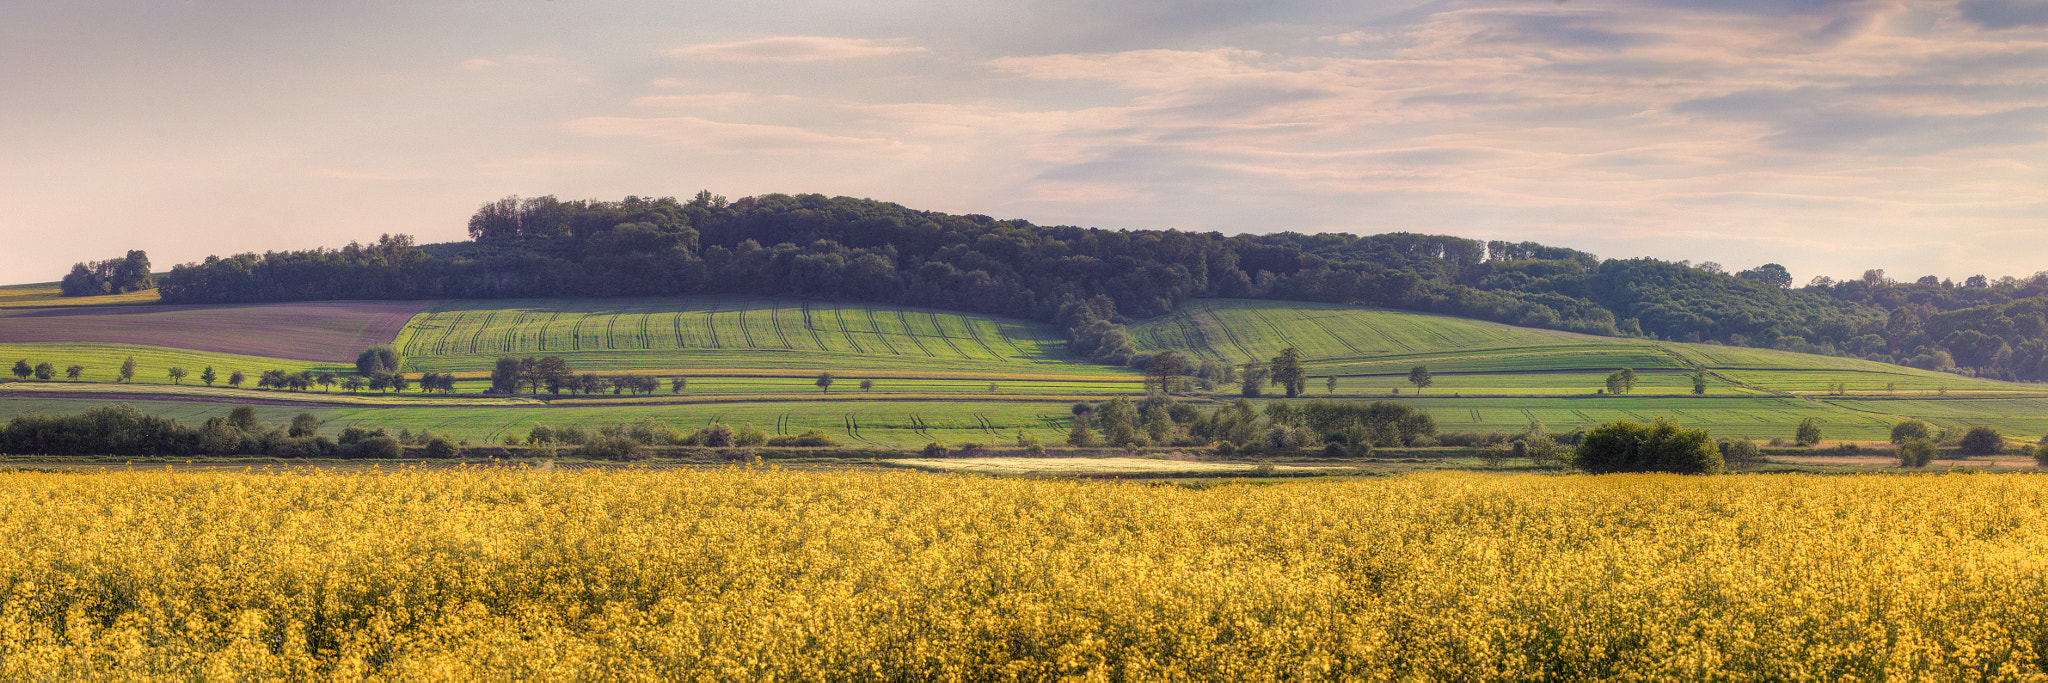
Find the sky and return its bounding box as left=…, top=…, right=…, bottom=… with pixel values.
left=4, top=0, right=2046, bottom=287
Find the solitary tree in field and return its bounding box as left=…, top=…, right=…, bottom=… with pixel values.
left=119, top=356, right=136, bottom=383
left=200, top=366, right=217, bottom=386
left=1890, top=420, right=1933, bottom=444
left=860, top=379, right=873, bottom=392
left=1270, top=348, right=1306, bottom=398
left=1605, top=368, right=1637, bottom=395
left=1408, top=366, right=1433, bottom=394
left=227, top=370, right=245, bottom=388
left=1326, top=375, right=1338, bottom=395
left=1240, top=359, right=1269, bottom=398
left=816, top=372, right=835, bottom=394
left=13, top=360, right=32, bottom=380
left=671, top=377, right=686, bottom=394
left=66, top=365, right=84, bottom=380
left=167, top=367, right=187, bottom=384
left=356, top=345, right=403, bottom=376
left=988, top=382, right=999, bottom=393
left=1691, top=369, right=1707, bottom=395
left=33, top=362, right=53, bottom=380
left=1795, top=418, right=1822, bottom=446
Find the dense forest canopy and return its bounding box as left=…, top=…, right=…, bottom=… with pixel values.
left=152, top=192, right=2048, bottom=381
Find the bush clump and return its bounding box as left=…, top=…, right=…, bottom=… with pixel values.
left=1576, top=418, right=1723, bottom=474
left=1957, top=426, right=2004, bottom=456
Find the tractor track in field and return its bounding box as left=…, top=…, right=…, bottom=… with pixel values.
left=734, top=303, right=758, bottom=348
left=570, top=311, right=592, bottom=351
left=767, top=300, right=796, bottom=350
left=1201, top=306, right=1259, bottom=363
left=469, top=311, right=499, bottom=355
left=537, top=312, right=561, bottom=353
left=925, top=311, right=974, bottom=359
left=703, top=302, right=722, bottom=349
left=800, top=302, right=831, bottom=352
left=830, top=305, right=867, bottom=354
left=893, top=309, right=937, bottom=358
left=670, top=303, right=689, bottom=349
left=958, top=316, right=1005, bottom=360
left=1302, top=314, right=1364, bottom=355
left=863, top=306, right=904, bottom=356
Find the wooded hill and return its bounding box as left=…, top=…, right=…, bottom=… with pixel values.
left=141, top=192, right=2048, bottom=381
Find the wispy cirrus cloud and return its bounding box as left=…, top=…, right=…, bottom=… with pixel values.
left=562, top=115, right=928, bottom=157
left=668, top=36, right=925, bottom=63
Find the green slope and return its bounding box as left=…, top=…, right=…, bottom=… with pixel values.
left=395, top=296, right=1120, bottom=377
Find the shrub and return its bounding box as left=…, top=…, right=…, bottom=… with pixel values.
left=766, top=429, right=841, bottom=447
left=2032, top=443, right=2047, bottom=468
left=1213, top=441, right=1236, bottom=456
left=1898, top=439, right=1937, bottom=468
left=698, top=422, right=734, bottom=448
left=922, top=441, right=948, bottom=458
left=347, top=436, right=402, bottom=459
left=1722, top=438, right=1763, bottom=470
left=1958, top=426, right=2004, bottom=456
left=1890, top=420, right=1934, bottom=444
left=579, top=434, right=646, bottom=461
left=1575, top=419, right=1723, bottom=474
left=1795, top=418, right=1821, bottom=447
left=424, top=436, right=459, bottom=459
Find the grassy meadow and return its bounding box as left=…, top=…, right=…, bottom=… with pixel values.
left=3, top=468, right=2046, bottom=678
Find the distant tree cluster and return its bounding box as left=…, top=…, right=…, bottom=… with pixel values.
left=59, top=250, right=153, bottom=296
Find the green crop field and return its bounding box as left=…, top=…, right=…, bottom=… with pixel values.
left=0, top=342, right=346, bottom=386
left=394, top=296, right=1114, bottom=377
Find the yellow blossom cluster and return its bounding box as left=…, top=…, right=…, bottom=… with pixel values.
left=0, top=467, right=2045, bottom=679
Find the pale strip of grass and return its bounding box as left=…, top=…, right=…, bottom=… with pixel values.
left=0, top=342, right=347, bottom=385
left=0, top=381, right=545, bottom=406
left=0, top=283, right=162, bottom=309
left=886, top=457, right=1344, bottom=476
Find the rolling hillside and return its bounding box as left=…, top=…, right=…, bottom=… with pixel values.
left=6, top=294, right=2047, bottom=446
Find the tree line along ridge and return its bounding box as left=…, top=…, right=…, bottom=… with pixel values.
left=63, top=191, right=2048, bottom=381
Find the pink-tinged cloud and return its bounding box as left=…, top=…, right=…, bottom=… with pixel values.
left=562, top=116, right=928, bottom=157
left=668, top=36, right=925, bottom=63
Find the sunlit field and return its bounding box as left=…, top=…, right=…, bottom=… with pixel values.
left=2, top=468, right=2044, bottom=679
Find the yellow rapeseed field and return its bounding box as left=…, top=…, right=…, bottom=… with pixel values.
left=1, top=467, right=2045, bottom=679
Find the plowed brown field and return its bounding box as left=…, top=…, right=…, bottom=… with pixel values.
left=0, top=300, right=429, bottom=361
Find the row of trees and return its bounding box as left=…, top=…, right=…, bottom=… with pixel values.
left=0, top=404, right=443, bottom=458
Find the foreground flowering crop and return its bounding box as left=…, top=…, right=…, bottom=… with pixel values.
left=1, top=467, right=2045, bottom=679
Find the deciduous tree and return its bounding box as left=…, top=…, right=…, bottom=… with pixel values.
left=1795, top=418, right=1822, bottom=446
left=167, top=367, right=187, bottom=384
left=200, top=367, right=217, bottom=386
left=1408, top=366, right=1433, bottom=394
